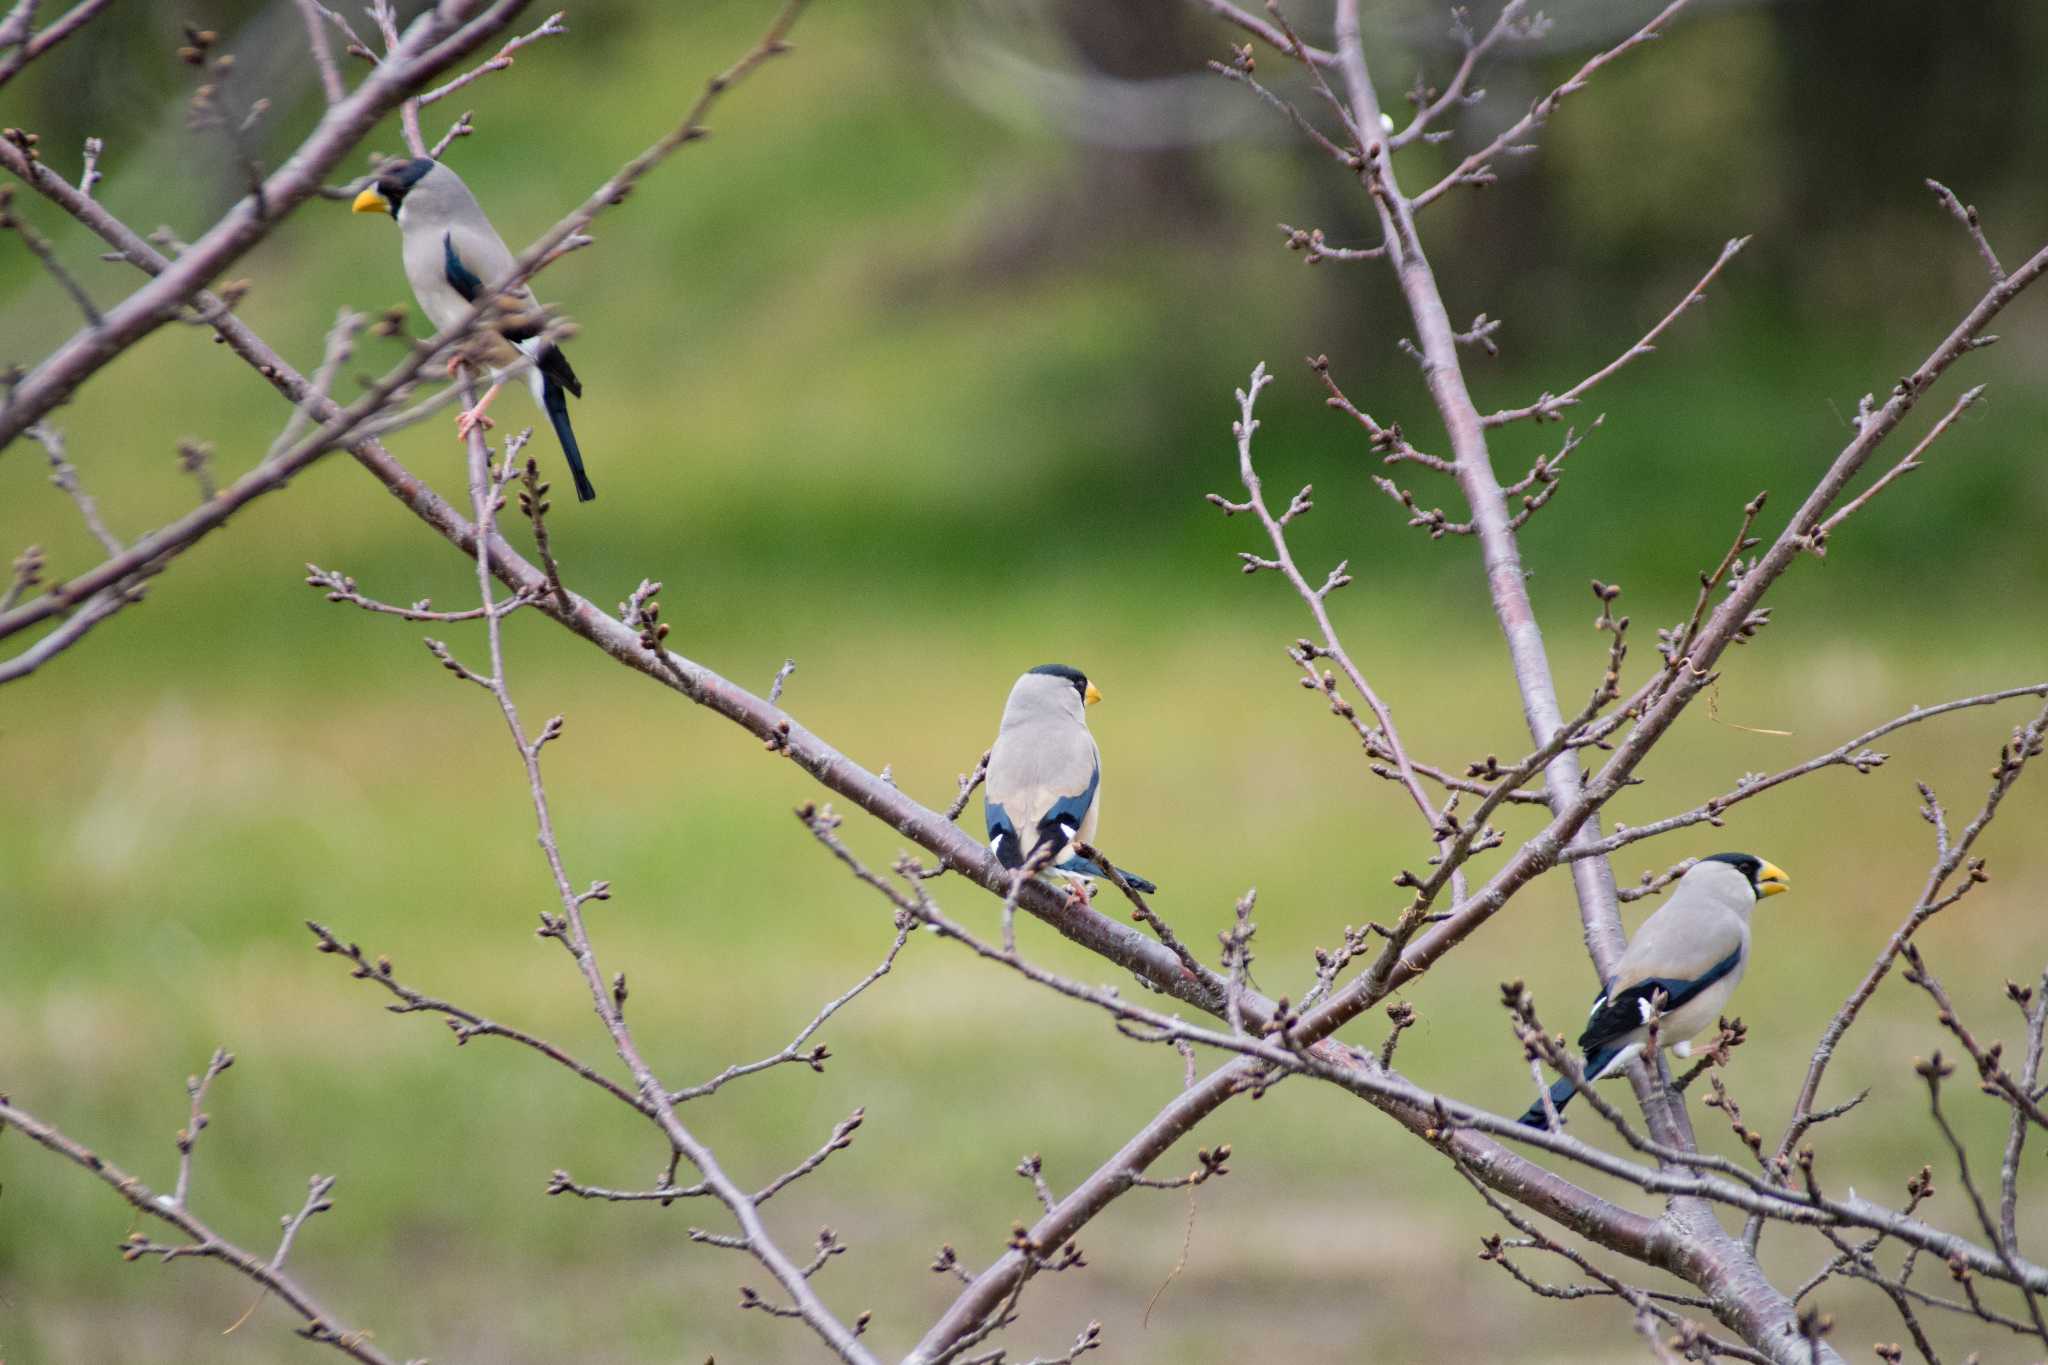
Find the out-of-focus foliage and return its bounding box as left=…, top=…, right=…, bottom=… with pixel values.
left=2, top=3, right=2046, bottom=1361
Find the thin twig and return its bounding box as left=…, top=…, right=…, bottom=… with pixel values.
left=670, top=924, right=911, bottom=1102
left=1926, top=179, right=2004, bottom=283
left=1413, top=0, right=1697, bottom=210
left=0, top=0, right=113, bottom=90
left=293, top=0, right=346, bottom=103
left=417, top=10, right=566, bottom=107
left=1483, top=236, right=1749, bottom=427
left=1811, top=385, right=1985, bottom=548
left=26, top=421, right=121, bottom=555
left=1, top=184, right=103, bottom=326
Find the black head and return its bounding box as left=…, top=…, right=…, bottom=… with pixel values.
left=353, top=157, right=435, bottom=218
left=1027, top=663, right=1093, bottom=704
left=1701, top=852, right=1791, bottom=899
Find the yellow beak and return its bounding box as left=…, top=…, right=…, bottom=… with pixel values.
left=1755, top=860, right=1791, bottom=897
left=351, top=187, right=391, bottom=216
left=1083, top=681, right=1102, bottom=706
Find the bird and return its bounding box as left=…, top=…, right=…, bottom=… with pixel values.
left=1518, top=852, right=1790, bottom=1129
left=351, top=157, right=595, bottom=502
left=984, top=664, right=1157, bottom=896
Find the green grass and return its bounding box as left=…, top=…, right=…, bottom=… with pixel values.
left=4, top=3, right=2048, bottom=1362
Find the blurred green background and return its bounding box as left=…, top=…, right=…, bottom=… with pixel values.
left=5, top=2, right=2048, bottom=1361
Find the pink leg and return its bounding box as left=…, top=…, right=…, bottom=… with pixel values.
left=454, top=381, right=503, bottom=441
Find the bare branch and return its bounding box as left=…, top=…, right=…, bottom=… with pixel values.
left=76, top=134, right=101, bottom=199
left=427, top=109, right=474, bottom=160
left=2001, top=972, right=2048, bottom=1258
left=1389, top=0, right=1544, bottom=150
left=26, top=421, right=121, bottom=555
left=292, top=0, right=346, bottom=103
left=1222, top=362, right=1450, bottom=868
left=305, top=919, right=651, bottom=1116
left=1483, top=236, right=1749, bottom=427
left=0, top=0, right=535, bottom=448
left=306, top=563, right=535, bottom=622
left=0, top=575, right=143, bottom=684
left=2, top=544, right=44, bottom=612
left=0, top=6, right=804, bottom=665
left=1811, top=385, right=1985, bottom=550
left=0, top=181, right=102, bottom=326
left=1761, top=697, right=2048, bottom=1246
left=1920, top=1058, right=2048, bottom=1342
left=417, top=9, right=567, bottom=108
left=0, top=1087, right=399, bottom=1363
left=1414, top=0, right=1697, bottom=210
left=264, top=309, right=364, bottom=463
left=1927, top=179, right=2004, bottom=283
left=0, top=0, right=112, bottom=89
left=670, top=924, right=911, bottom=1102
left=1189, top=0, right=1335, bottom=64
left=172, top=1046, right=234, bottom=1208
left=1278, top=222, right=1384, bottom=263
left=1904, top=943, right=2048, bottom=1135
left=756, top=1110, right=865, bottom=1205
left=1567, top=684, right=2048, bottom=861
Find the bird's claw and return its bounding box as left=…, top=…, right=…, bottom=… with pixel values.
left=455, top=409, right=496, bottom=440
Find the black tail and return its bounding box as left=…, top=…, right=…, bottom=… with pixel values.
left=1517, top=1074, right=1579, bottom=1128
left=1059, top=854, right=1158, bottom=894
left=542, top=376, right=596, bottom=503
left=1112, top=866, right=1159, bottom=895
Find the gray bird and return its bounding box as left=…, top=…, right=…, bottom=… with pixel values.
left=984, top=665, right=1156, bottom=895
left=352, top=158, right=595, bottom=502
left=1519, top=852, right=1790, bottom=1128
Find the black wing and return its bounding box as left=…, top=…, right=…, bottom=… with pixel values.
left=442, top=232, right=484, bottom=303
left=1577, top=945, right=1742, bottom=1054
left=445, top=232, right=583, bottom=398
left=1036, top=761, right=1100, bottom=854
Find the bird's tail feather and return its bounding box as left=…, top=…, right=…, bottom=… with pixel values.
left=1517, top=1074, right=1579, bottom=1128
left=542, top=377, right=596, bottom=503
left=1518, top=1041, right=1627, bottom=1128
left=1056, top=854, right=1158, bottom=895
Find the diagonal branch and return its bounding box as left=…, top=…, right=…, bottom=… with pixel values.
left=0, top=1, right=806, bottom=667
left=0, top=1089, right=400, bottom=1364
left=1563, top=684, right=2048, bottom=861
left=1811, top=385, right=1985, bottom=550
left=0, top=0, right=111, bottom=89
left=0, top=0, right=531, bottom=450
left=438, top=348, right=876, bottom=1360
left=1758, top=696, right=2048, bottom=1250
left=1412, top=0, right=1696, bottom=211
left=1483, top=235, right=1750, bottom=427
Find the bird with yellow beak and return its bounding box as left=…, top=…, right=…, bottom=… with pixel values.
left=352, top=157, right=595, bottom=501
left=983, top=665, right=1156, bottom=894
left=1521, top=852, right=1790, bottom=1127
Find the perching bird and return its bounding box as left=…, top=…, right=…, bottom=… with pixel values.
left=984, top=665, right=1157, bottom=895
left=1519, top=853, right=1790, bottom=1129
left=352, top=157, right=596, bottom=502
